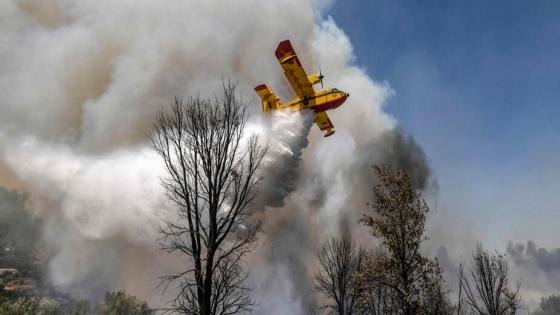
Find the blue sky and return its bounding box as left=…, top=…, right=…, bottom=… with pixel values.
left=328, top=1, right=560, bottom=248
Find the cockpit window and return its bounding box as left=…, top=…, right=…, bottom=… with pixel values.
left=330, top=88, right=339, bottom=92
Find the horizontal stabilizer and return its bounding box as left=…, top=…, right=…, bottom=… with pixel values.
left=254, top=84, right=280, bottom=112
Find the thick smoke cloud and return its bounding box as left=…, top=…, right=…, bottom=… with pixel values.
left=246, top=124, right=434, bottom=312
left=507, top=241, right=560, bottom=292
left=431, top=241, right=560, bottom=309
left=0, top=0, right=435, bottom=313
left=370, top=129, right=432, bottom=190
left=415, top=241, right=560, bottom=309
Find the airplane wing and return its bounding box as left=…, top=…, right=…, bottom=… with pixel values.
left=275, top=40, right=315, bottom=99
left=314, top=111, right=335, bottom=137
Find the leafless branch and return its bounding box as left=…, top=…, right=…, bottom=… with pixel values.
left=457, top=243, right=521, bottom=315
left=151, top=82, right=267, bottom=315
left=314, top=231, right=363, bottom=315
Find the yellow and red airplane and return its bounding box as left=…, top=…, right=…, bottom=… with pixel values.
left=255, top=40, right=349, bottom=137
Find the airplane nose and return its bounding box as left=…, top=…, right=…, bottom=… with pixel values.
left=346, top=93, right=350, bottom=98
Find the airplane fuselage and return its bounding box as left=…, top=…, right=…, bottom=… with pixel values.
left=276, top=88, right=349, bottom=113
left=255, top=39, right=348, bottom=137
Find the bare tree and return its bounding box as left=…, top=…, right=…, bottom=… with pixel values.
left=357, top=165, right=447, bottom=315
left=151, top=83, right=267, bottom=315
left=314, top=231, right=364, bottom=315
left=457, top=260, right=465, bottom=315
left=457, top=243, right=521, bottom=315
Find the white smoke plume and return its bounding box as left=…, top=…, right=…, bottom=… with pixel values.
left=0, top=0, right=432, bottom=312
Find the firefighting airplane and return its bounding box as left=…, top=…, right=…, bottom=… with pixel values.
left=255, top=40, right=349, bottom=137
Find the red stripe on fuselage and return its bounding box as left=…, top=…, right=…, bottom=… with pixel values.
left=313, top=95, right=347, bottom=112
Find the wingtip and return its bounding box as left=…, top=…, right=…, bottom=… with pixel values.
left=254, top=84, right=267, bottom=91
left=324, top=129, right=335, bottom=137
left=275, top=39, right=294, bottom=59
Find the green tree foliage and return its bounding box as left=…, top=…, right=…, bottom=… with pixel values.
left=0, top=187, right=41, bottom=273
left=68, top=300, right=91, bottom=315
left=0, top=296, right=63, bottom=315
left=353, top=165, right=451, bottom=314
left=533, top=295, right=560, bottom=315
left=95, top=291, right=153, bottom=315
left=0, top=291, right=152, bottom=315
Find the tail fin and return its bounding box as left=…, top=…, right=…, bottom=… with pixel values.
left=254, top=84, right=280, bottom=112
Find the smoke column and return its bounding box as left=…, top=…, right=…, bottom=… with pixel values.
left=0, top=0, right=433, bottom=312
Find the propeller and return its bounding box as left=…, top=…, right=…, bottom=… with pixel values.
left=318, top=66, right=324, bottom=89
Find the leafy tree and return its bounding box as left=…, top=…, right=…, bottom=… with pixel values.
left=95, top=291, right=153, bottom=315
left=352, top=252, right=394, bottom=314
left=0, top=296, right=62, bottom=315
left=68, top=300, right=91, bottom=315
left=457, top=243, right=521, bottom=315
left=421, top=275, right=455, bottom=315
left=151, top=83, right=266, bottom=315
left=0, top=187, right=41, bottom=274
left=314, top=232, right=364, bottom=315
left=354, top=165, right=448, bottom=314
left=0, top=291, right=152, bottom=315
